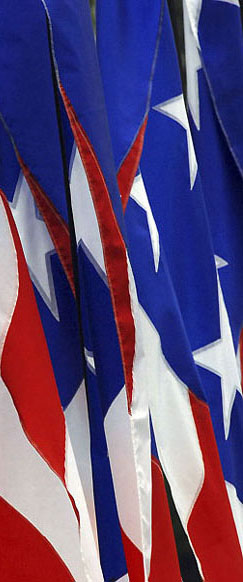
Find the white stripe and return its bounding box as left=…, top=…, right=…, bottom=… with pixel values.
left=226, top=481, right=243, bottom=553
left=0, top=377, right=84, bottom=582
left=117, top=575, right=129, bottom=582
left=65, top=382, right=99, bottom=550
left=65, top=425, right=104, bottom=581
left=104, top=387, right=142, bottom=548
left=104, top=385, right=151, bottom=572
left=126, top=258, right=152, bottom=579
left=0, top=197, right=18, bottom=360
left=138, top=306, right=204, bottom=574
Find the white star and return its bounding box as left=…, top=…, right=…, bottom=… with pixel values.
left=9, top=173, right=59, bottom=320
left=153, top=94, right=198, bottom=189
left=84, top=348, right=96, bottom=375
left=183, top=0, right=203, bottom=130
left=215, top=254, right=228, bottom=270
left=215, top=0, right=240, bottom=6
left=70, top=146, right=106, bottom=276
left=193, top=258, right=241, bottom=439
left=130, top=173, right=160, bottom=272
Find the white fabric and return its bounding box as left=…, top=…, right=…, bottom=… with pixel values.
left=215, top=0, right=240, bottom=6
left=153, top=95, right=198, bottom=189
left=183, top=0, right=202, bottom=130
left=70, top=146, right=106, bottom=273
left=130, top=174, right=160, bottom=272
left=9, top=173, right=59, bottom=320
left=65, top=382, right=98, bottom=549
left=65, top=425, right=104, bottom=581
left=193, top=276, right=242, bottom=439
left=139, top=306, right=204, bottom=540
left=183, top=0, right=202, bottom=45
left=104, top=384, right=151, bottom=579
left=126, top=258, right=152, bottom=580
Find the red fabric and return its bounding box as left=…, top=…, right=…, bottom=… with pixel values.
left=121, top=456, right=182, bottom=582
left=149, top=456, right=181, bottom=581
left=118, top=118, right=148, bottom=211
left=120, top=526, right=145, bottom=582
left=60, top=84, right=136, bottom=412
left=16, top=154, right=75, bottom=296
left=189, top=391, right=243, bottom=581
left=1, top=190, right=66, bottom=485
left=0, top=497, right=74, bottom=582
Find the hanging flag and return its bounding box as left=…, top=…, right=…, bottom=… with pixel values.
left=97, top=2, right=183, bottom=580
left=44, top=2, right=153, bottom=579
left=0, top=2, right=153, bottom=581
left=0, top=3, right=105, bottom=580
left=0, top=187, right=103, bottom=582
left=96, top=0, right=163, bottom=211
left=183, top=0, right=243, bottom=555
left=0, top=5, right=105, bottom=578
left=97, top=0, right=243, bottom=579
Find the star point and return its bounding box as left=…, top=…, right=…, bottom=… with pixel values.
left=130, top=173, right=160, bottom=272
left=183, top=0, right=203, bottom=130
left=193, top=259, right=241, bottom=439
left=153, top=94, right=198, bottom=189
left=215, top=0, right=240, bottom=7
left=9, top=173, right=59, bottom=320
left=215, top=255, right=229, bottom=270
left=84, top=348, right=96, bottom=375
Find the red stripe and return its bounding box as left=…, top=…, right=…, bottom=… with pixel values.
left=118, top=118, right=148, bottom=211
left=120, top=527, right=145, bottom=582
left=1, top=190, right=66, bottom=484
left=0, top=497, right=74, bottom=582
left=16, top=153, right=75, bottom=296
left=149, top=456, right=181, bottom=581
left=60, top=85, right=135, bottom=412
left=188, top=391, right=243, bottom=581
left=121, top=456, right=182, bottom=582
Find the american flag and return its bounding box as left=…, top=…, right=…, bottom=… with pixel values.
left=97, top=0, right=243, bottom=579
left=184, top=0, right=243, bottom=558
left=0, top=1, right=152, bottom=581
left=1, top=0, right=243, bottom=581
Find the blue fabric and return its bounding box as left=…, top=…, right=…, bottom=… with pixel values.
left=98, top=0, right=243, bottom=512
left=199, top=0, right=243, bottom=176
left=46, top=0, right=125, bottom=234
left=0, top=1, right=69, bottom=221
left=97, top=0, right=163, bottom=171
left=0, top=6, right=129, bottom=578
left=187, top=1, right=243, bottom=503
